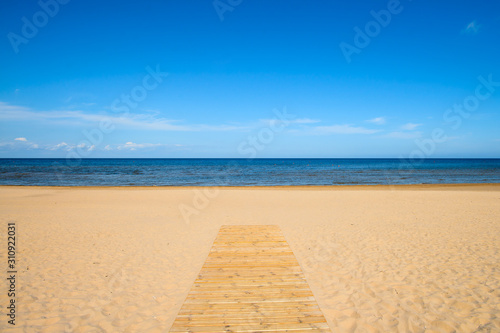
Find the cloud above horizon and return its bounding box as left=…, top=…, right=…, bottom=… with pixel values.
left=462, top=21, right=481, bottom=35
left=0, top=102, right=248, bottom=132
left=0, top=137, right=183, bottom=154
left=400, top=123, right=422, bottom=131
left=366, top=117, right=386, bottom=125
left=314, top=124, right=381, bottom=135
left=384, top=131, right=422, bottom=139
left=116, top=141, right=183, bottom=151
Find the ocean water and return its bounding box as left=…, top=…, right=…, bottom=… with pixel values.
left=0, top=158, right=499, bottom=186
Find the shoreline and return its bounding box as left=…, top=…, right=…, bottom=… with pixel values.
left=1, top=182, right=499, bottom=191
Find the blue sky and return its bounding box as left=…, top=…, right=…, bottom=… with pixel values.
left=0, top=0, right=499, bottom=158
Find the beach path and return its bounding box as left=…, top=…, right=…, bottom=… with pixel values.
left=169, top=225, right=331, bottom=332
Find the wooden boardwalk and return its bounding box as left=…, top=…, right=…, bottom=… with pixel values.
left=170, top=225, right=330, bottom=333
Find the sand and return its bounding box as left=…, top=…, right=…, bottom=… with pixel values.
left=0, top=184, right=499, bottom=332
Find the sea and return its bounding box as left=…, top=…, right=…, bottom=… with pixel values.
left=0, top=158, right=499, bottom=186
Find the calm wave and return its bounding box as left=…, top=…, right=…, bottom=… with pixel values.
left=0, top=158, right=499, bottom=186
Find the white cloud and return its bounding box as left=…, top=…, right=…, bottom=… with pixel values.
left=293, top=118, right=321, bottom=124
left=0, top=137, right=41, bottom=150
left=48, top=142, right=105, bottom=152
left=384, top=131, right=422, bottom=139
left=401, top=123, right=422, bottom=131
left=0, top=101, right=249, bottom=132
left=1, top=136, right=184, bottom=153
left=49, top=142, right=72, bottom=151
left=314, top=124, right=380, bottom=134
left=259, top=118, right=320, bottom=127
left=462, top=21, right=480, bottom=35
left=366, top=117, right=386, bottom=125
left=115, top=142, right=181, bottom=151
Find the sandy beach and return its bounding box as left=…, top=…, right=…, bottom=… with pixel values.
left=1, top=184, right=499, bottom=333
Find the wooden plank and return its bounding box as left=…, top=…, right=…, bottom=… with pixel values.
left=170, top=322, right=331, bottom=330
left=178, top=304, right=322, bottom=312
left=175, top=310, right=326, bottom=317
left=169, top=225, right=330, bottom=333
